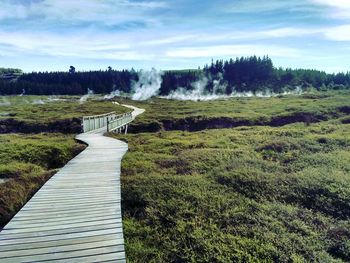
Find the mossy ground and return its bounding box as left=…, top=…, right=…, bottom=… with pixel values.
left=116, top=90, right=350, bottom=132
left=111, top=91, right=350, bottom=262
left=0, top=95, right=128, bottom=123
left=1, top=92, right=350, bottom=261
left=0, top=133, right=86, bottom=227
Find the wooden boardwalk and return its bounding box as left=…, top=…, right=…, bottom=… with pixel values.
left=0, top=104, right=144, bottom=262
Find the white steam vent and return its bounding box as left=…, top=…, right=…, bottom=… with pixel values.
left=132, top=68, right=163, bottom=101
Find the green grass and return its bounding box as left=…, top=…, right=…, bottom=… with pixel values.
left=111, top=91, right=350, bottom=262
left=0, top=133, right=86, bottom=227
left=1, top=91, right=350, bottom=261
left=115, top=90, right=350, bottom=132
left=0, top=95, right=129, bottom=123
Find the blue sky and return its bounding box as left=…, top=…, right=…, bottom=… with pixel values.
left=0, top=0, right=349, bottom=72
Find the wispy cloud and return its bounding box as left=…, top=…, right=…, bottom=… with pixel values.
left=311, top=0, right=350, bottom=19
left=311, top=0, right=350, bottom=9
left=165, top=44, right=302, bottom=58
left=323, top=24, right=350, bottom=41
left=0, top=1, right=27, bottom=19
left=226, top=0, right=299, bottom=13
left=0, top=0, right=349, bottom=72
left=0, top=30, right=155, bottom=60
left=141, top=35, right=198, bottom=46
left=0, top=0, right=167, bottom=27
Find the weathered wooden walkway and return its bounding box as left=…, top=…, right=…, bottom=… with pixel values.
left=0, top=104, right=144, bottom=262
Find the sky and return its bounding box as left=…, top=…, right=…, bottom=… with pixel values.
left=0, top=0, right=349, bottom=72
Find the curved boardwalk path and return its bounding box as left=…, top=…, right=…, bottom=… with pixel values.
left=0, top=104, right=144, bottom=262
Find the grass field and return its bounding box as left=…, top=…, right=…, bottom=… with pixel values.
left=0, top=133, right=85, bottom=227
left=1, top=91, right=350, bottom=261
left=0, top=96, right=129, bottom=133
left=0, top=96, right=129, bottom=122
left=115, top=90, right=350, bottom=133
left=111, top=90, right=350, bottom=262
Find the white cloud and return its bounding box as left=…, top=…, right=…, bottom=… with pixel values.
left=150, top=27, right=320, bottom=46
left=311, top=0, right=350, bottom=19
left=227, top=0, right=350, bottom=20
left=141, top=35, right=198, bottom=46
left=323, top=24, right=350, bottom=41
left=119, top=0, right=167, bottom=9
left=311, top=0, right=350, bottom=9
left=0, top=0, right=166, bottom=26
left=223, top=25, right=350, bottom=43
left=262, top=24, right=350, bottom=42
left=165, top=44, right=302, bottom=58
left=1, top=21, right=350, bottom=65
left=0, top=0, right=349, bottom=71
left=226, top=0, right=306, bottom=13
left=0, top=30, right=156, bottom=60
left=0, top=1, right=27, bottom=19
left=261, top=27, right=318, bottom=38
left=260, top=24, right=350, bottom=43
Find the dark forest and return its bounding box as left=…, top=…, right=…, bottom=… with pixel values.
left=1, top=56, right=349, bottom=95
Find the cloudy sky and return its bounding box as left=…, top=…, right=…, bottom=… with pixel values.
left=0, top=0, right=349, bottom=72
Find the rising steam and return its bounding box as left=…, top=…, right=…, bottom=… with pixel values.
left=164, top=74, right=303, bottom=101
left=104, top=86, right=120, bottom=100
left=100, top=69, right=303, bottom=101
left=0, top=97, right=11, bottom=106
left=32, top=99, right=45, bottom=105
left=47, top=96, right=66, bottom=102
left=131, top=68, right=163, bottom=101
left=79, top=89, right=94, bottom=104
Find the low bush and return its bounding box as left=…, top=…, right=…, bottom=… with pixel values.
left=112, top=117, right=350, bottom=262
left=0, top=133, right=85, bottom=227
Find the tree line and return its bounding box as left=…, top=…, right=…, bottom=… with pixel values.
left=0, top=69, right=136, bottom=95
left=0, top=57, right=349, bottom=95
left=0, top=68, right=22, bottom=74
left=201, top=56, right=350, bottom=94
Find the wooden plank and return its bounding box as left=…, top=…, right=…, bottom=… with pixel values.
left=0, top=232, right=123, bottom=252
left=0, top=228, right=124, bottom=246
left=22, top=199, right=120, bottom=207
left=0, top=238, right=124, bottom=258
left=8, top=215, right=121, bottom=228
left=18, top=204, right=121, bottom=215
left=4, top=218, right=122, bottom=234
left=23, top=201, right=121, bottom=208
left=35, top=187, right=120, bottom=192
left=31, top=192, right=121, bottom=199
left=23, top=197, right=120, bottom=206
left=34, top=251, right=126, bottom=263
left=10, top=211, right=122, bottom=225
left=0, top=223, right=123, bottom=239
left=9, top=207, right=121, bottom=220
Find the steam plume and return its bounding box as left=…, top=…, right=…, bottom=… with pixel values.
left=104, top=86, right=120, bottom=99
left=79, top=89, right=94, bottom=104
left=0, top=97, right=11, bottom=106
left=132, top=68, right=163, bottom=101
left=32, top=99, right=45, bottom=105
left=164, top=74, right=303, bottom=101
